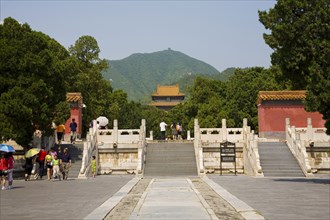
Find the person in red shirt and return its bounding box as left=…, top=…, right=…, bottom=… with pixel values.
left=0, top=154, right=9, bottom=190
left=37, top=146, right=47, bottom=179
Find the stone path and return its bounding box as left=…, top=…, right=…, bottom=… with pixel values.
left=1, top=174, right=329, bottom=220
left=209, top=174, right=330, bottom=220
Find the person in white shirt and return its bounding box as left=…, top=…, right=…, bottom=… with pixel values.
left=159, top=121, right=168, bottom=140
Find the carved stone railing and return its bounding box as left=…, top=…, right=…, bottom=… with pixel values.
left=286, top=118, right=313, bottom=176
left=194, top=118, right=247, bottom=175
left=97, top=119, right=147, bottom=174
left=242, top=119, right=263, bottom=177
left=78, top=121, right=98, bottom=178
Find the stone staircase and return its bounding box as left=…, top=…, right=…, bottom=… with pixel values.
left=258, top=142, right=305, bottom=177
left=58, top=143, right=83, bottom=179
left=144, top=142, right=198, bottom=176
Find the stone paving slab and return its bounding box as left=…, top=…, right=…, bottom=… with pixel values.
left=208, top=174, right=330, bottom=220
left=129, top=178, right=218, bottom=220
left=0, top=175, right=134, bottom=220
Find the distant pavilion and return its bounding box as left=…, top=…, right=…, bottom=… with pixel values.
left=150, top=84, right=185, bottom=110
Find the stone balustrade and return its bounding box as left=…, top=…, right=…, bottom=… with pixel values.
left=194, top=119, right=250, bottom=175
left=242, top=119, right=263, bottom=177
left=286, top=118, right=329, bottom=175
left=97, top=119, right=146, bottom=175
left=79, top=121, right=98, bottom=178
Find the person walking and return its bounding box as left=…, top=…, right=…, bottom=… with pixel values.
left=60, top=148, right=72, bottom=180
left=37, top=146, right=47, bottom=179
left=24, top=155, right=33, bottom=181
left=45, top=151, right=53, bottom=181
left=69, top=118, right=78, bottom=144
left=7, top=153, right=14, bottom=189
left=0, top=154, right=9, bottom=190
left=52, top=154, right=61, bottom=181
left=56, top=123, right=65, bottom=144
left=90, top=156, right=97, bottom=178
left=171, top=122, right=177, bottom=140
left=159, top=121, right=168, bottom=141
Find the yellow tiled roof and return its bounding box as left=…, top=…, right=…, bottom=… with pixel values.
left=257, top=90, right=306, bottom=104
left=152, top=84, right=185, bottom=97
left=66, top=92, right=83, bottom=103
left=149, top=101, right=182, bottom=107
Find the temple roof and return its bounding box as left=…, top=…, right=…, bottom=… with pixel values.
left=257, top=90, right=306, bottom=104
left=149, top=101, right=181, bottom=107
left=66, top=92, right=83, bottom=103
left=152, top=84, right=185, bottom=97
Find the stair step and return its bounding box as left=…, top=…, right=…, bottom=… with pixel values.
left=144, top=143, right=197, bottom=176
left=259, top=141, right=305, bottom=177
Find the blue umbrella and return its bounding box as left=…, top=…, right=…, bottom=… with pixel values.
left=0, top=144, right=16, bottom=153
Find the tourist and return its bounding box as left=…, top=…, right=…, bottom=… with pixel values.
left=45, top=151, right=53, bottom=181
left=52, top=154, right=61, bottom=181
left=171, top=122, right=177, bottom=140
left=177, top=123, right=183, bottom=140
left=7, top=152, right=14, bottom=189
left=70, top=118, right=78, bottom=144
left=0, top=153, right=9, bottom=190
left=56, top=123, right=65, bottom=144
left=61, top=148, right=72, bottom=180
left=159, top=121, right=167, bottom=140
left=91, top=156, right=97, bottom=178
left=24, top=155, right=33, bottom=181
left=50, top=147, right=57, bottom=158
left=37, top=146, right=47, bottom=179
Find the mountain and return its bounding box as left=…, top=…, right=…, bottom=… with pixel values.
left=102, top=49, right=231, bottom=102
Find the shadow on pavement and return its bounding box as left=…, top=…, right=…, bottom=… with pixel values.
left=272, top=178, right=330, bottom=184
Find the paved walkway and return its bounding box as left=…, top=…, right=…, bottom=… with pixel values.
left=129, top=178, right=218, bottom=219
left=209, top=174, right=330, bottom=220
left=1, top=174, right=329, bottom=220
left=0, top=176, right=133, bottom=220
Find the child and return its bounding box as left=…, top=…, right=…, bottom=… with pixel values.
left=45, top=151, right=53, bottom=181
left=52, top=154, right=61, bottom=181
left=91, top=156, right=97, bottom=178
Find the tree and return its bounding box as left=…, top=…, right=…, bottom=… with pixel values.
left=69, top=35, right=114, bottom=135
left=69, top=35, right=101, bottom=66
left=0, top=17, right=72, bottom=146
left=259, top=0, right=330, bottom=134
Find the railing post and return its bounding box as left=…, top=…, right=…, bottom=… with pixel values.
left=113, top=119, right=118, bottom=144
left=187, top=130, right=191, bottom=140
left=286, top=118, right=290, bottom=141
left=307, top=118, right=313, bottom=142
left=222, top=119, right=227, bottom=142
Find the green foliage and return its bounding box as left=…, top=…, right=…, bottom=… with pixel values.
left=0, top=17, right=72, bottom=146
left=259, top=0, right=330, bottom=134
left=102, top=49, right=221, bottom=101
left=166, top=67, right=284, bottom=134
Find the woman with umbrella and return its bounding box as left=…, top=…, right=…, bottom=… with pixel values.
left=0, top=153, right=9, bottom=190
left=24, top=147, right=39, bottom=181
left=0, top=144, right=15, bottom=189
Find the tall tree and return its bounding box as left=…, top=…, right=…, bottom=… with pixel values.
left=0, top=17, right=72, bottom=146
left=259, top=0, right=330, bottom=133
left=69, top=35, right=113, bottom=135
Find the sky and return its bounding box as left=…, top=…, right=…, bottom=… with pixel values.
left=1, top=0, right=277, bottom=72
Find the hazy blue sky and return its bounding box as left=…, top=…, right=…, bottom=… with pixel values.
left=1, top=0, right=277, bottom=72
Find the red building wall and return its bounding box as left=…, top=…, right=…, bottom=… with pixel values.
left=64, top=107, right=82, bottom=136
left=258, top=104, right=325, bottom=134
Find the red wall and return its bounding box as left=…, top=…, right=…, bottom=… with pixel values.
left=258, top=104, right=325, bottom=133
left=65, top=107, right=82, bottom=135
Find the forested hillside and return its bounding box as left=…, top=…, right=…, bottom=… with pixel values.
left=102, top=49, right=231, bottom=102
